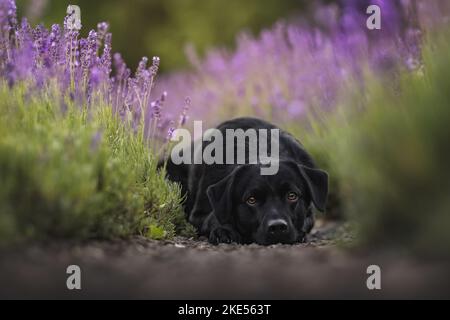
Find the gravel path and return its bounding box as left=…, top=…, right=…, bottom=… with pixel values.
left=1, top=221, right=449, bottom=299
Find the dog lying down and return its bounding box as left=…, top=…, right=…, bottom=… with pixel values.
left=161, top=117, right=329, bottom=245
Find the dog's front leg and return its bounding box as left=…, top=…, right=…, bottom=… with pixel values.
left=202, top=214, right=241, bottom=245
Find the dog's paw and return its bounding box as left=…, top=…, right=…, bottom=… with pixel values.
left=209, top=226, right=241, bottom=245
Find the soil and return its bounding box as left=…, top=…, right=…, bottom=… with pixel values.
left=0, top=220, right=449, bottom=299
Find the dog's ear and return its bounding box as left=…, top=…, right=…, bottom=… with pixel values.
left=206, top=166, right=243, bottom=225
left=297, top=165, right=329, bottom=212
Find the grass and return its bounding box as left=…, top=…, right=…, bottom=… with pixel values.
left=0, top=80, right=191, bottom=245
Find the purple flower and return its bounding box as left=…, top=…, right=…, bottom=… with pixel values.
left=151, top=56, right=160, bottom=76
left=96, top=21, right=108, bottom=47
left=100, top=32, right=112, bottom=75
left=179, top=97, right=190, bottom=126
left=151, top=100, right=162, bottom=120
left=166, top=121, right=175, bottom=142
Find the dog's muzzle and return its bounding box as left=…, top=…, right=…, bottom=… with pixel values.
left=264, top=218, right=295, bottom=244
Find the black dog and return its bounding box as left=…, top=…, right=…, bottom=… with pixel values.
left=161, top=117, right=328, bottom=245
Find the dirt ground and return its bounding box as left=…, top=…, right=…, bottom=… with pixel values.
left=0, top=220, right=449, bottom=299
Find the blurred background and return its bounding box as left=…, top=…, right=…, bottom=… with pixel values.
left=16, top=0, right=313, bottom=72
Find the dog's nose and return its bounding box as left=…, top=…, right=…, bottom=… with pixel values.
left=267, top=219, right=289, bottom=235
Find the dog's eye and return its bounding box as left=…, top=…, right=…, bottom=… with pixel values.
left=287, top=192, right=299, bottom=202
left=246, top=196, right=257, bottom=206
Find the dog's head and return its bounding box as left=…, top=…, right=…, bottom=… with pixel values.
left=207, top=160, right=328, bottom=245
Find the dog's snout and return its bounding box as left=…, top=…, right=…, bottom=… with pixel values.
left=259, top=217, right=296, bottom=245
left=267, top=219, right=289, bottom=235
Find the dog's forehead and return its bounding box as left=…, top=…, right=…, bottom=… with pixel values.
left=236, top=165, right=266, bottom=184
left=235, top=162, right=302, bottom=190
left=265, top=162, right=301, bottom=184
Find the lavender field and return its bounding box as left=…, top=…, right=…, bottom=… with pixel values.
left=1, top=0, right=450, bottom=298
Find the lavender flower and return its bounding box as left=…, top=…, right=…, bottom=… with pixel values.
left=166, top=121, right=175, bottom=142
left=100, top=32, right=112, bottom=75
left=151, top=56, right=160, bottom=76
left=96, top=21, right=108, bottom=47
left=179, top=97, right=190, bottom=126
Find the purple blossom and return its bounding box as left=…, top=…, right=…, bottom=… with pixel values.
left=151, top=99, right=162, bottom=120
left=166, top=121, right=175, bottom=142
left=179, top=97, right=190, bottom=126
left=100, top=32, right=112, bottom=75
left=96, top=21, right=108, bottom=47
left=151, top=56, right=160, bottom=74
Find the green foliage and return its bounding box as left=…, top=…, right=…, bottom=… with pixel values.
left=293, top=31, right=450, bottom=256
left=0, top=82, right=186, bottom=245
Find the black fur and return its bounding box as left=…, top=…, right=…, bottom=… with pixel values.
left=160, top=117, right=329, bottom=245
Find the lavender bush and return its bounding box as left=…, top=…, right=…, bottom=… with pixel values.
left=1, top=0, right=187, bottom=149
left=328, top=30, right=450, bottom=256
left=0, top=0, right=192, bottom=244
left=155, top=0, right=448, bottom=126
